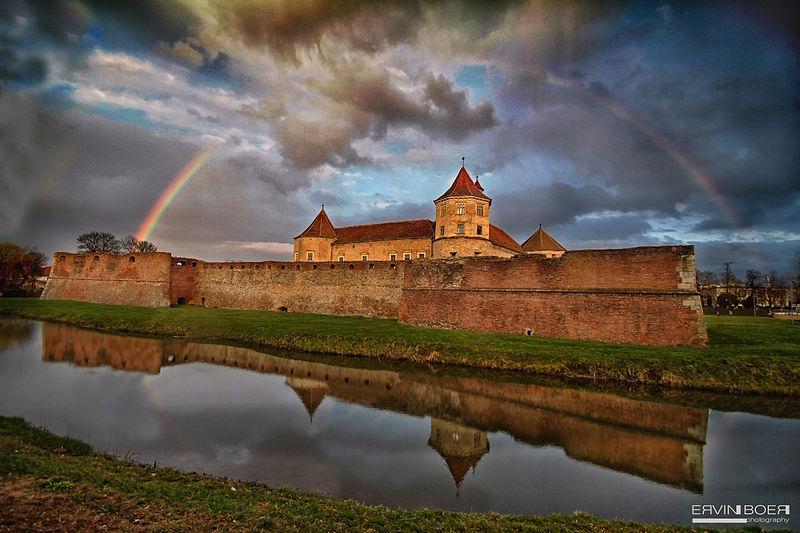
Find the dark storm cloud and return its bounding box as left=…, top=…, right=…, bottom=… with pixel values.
left=213, top=0, right=423, bottom=63
left=274, top=64, right=497, bottom=169
left=492, top=182, right=621, bottom=236
left=212, top=0, right=528, bottom=64
left=489, top=3, right=800, bottom=238
left=693, top=240, right=800, bottom=277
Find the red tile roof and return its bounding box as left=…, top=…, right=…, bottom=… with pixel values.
left=334, top=219, right=435, bottom=244
left=295, top=208, right=337, bottom=239
left=522, top=226, right=566, bottom=252
left=489, top=224, right=523, bottom=253
left=435, top=166, right=490, bottom=202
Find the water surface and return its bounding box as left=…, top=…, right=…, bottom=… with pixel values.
left=0, top=319, right=797, bottom=527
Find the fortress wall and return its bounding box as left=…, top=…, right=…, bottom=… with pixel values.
left=42, top=252, right=171, bottom=308
left=195, top=260, right=406, bottom=318
left=399, top=246, right=708, bottom=346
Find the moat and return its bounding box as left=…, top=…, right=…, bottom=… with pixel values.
left=0, top=320, right=798, bottom=527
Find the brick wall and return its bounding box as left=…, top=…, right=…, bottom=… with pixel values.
left=399, top=246, right=708, bottom=346
left=42, top=252, right=171, bottom=307
left=195, top=260, right=406, bottom=317
left=170, top=258, right=199, bottom=305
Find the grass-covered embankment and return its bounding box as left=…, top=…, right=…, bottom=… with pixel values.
left=0, top=416, right=704, bottom=531
left=1, top=298, right=798, bottom=396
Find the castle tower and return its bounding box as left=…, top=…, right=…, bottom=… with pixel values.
left=521, top=224, right=566, bottom=258
left=432, top=161, right=493, bottom=258
left=428, top=418, right=489, bottom=491
left=293, top=206, right=337, bottom=262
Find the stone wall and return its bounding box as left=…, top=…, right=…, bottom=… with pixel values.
left=432, top=236, right=516, bottom=258
left=331, top=237, right=432, bottom=262
left=399, top=246, right=708, bottom=346
left=42, top=252, right=171, bottom=308
left=195, top=260, right=406, bottom=317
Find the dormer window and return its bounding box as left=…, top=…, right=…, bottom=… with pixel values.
left=456, top=203, right=466, bottom=215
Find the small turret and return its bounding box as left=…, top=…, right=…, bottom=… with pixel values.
left=522, top=224, right=566, bottom=258
left=293, top=205, right=337, bottom=261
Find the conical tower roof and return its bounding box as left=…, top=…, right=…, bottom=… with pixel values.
left=295, top=207, right=337, bottom=239
left=286, top=377, right=329, bottom=420
left=522, top=225, right=566, bottom=253
left=435, top=165, right=490, bottom=202
left=441, top=453, right=485, bottom=489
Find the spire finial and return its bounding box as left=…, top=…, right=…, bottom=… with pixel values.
left=321, top=204, right=325, bottom=211
left=461, top=156, right=465, bottom=167
left=539, top=223, right=542, bottom=230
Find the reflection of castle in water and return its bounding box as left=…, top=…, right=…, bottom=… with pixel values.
left=42, top=323, right=708, bottom=492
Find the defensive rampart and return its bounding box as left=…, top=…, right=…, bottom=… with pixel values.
left=42, top=245, right=707, bottom=345
left=42, top=252, right=171, bottom=308
left=190, top=260, right=406, bottom=318
left=398, top=246, right=708, bottom=346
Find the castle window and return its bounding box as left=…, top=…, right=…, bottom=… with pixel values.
left=440, top=225, right=444, bottom=236
left=306, top=251, right=314, bottom=261
left=477, top=204, right=484, bottom=216
left=417, top=252, right=426, bottom=259
left=474, top=251, right=481, bottom=255
left=456, top=223, right=465, bottom=234
left=456, top=203, right=465, bottom=215
left=450, top=251, right=457, bottom=257
left=477, top=225, right=483, bottom=235
left=361, top=254, right=368, bottom=261
left=93, top=256, right=100, bottom=262
left=129, top=256, right=136, bottom=263
left=390, top=254, right=397, bottom=261
left=294, top=252, right=298, bottom=261
left=338, top=256, right=344, bottom=262
left=403, top=253, right=411, bottom=260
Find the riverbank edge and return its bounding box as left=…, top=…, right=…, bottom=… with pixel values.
left=1, top=298, right=798, bottom=397
left=0, top=416, right=712, bottom=532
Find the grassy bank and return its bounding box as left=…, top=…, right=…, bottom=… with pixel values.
left=0, top=417, right=704, bottom=532
left=1, top=298, right=799, bottom=396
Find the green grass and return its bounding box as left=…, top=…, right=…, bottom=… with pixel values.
left=1, top=298, right=798, bottom=396
left=0, top=416, right=710, bottom=532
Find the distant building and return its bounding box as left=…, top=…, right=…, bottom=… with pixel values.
left=293, top=164, right=564, bottom=261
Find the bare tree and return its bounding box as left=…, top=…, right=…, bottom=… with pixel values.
left=745, top=269, right=762, bottom=316
left=119, top=235, right=158, bottom=254
left=76, top=232, right=121, bottom=254
left=696, top=270, right=717, bottom=287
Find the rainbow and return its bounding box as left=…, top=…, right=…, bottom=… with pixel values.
left=545, top=74, right=740, bottom=226
left=135, top=143, right=221, bottom=242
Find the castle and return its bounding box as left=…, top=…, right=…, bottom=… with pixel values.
left=41, top=163, right=709, bottom=347
left=293, top=163, right=566, bottom=262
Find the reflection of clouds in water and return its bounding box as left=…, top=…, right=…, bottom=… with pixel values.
left=0, top=321, right=798, bottom=524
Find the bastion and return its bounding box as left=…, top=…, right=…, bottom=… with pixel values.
left=42, top=244, right=708, bottom=347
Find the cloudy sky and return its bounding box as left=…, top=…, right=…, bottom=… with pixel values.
left=1, top=1, right=798, bottom=275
